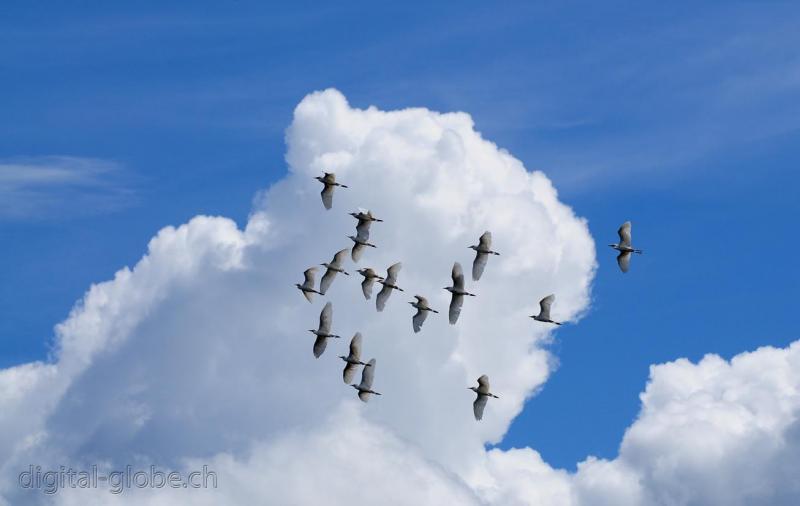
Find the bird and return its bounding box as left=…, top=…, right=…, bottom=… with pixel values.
left=351, top=358, right=381, bottom=402
left=295, top=267, right=322, bottom=303
left=339, top=332, right=371, bottom=384
left=469, top=375, right=499, bottom=421
left=349, top=209, right=383, bottom=241
left=609, top=221, right=643, bottom=273
left=530, top=294, right=561, bottom=325
left=469, top=231, right=500, bottom=281
left=356, top=268, right=384, bottom=300
left=409, top=295, right=438, bottom=333
left=315, top=172, right=348, bottom=210
left=348, top=233, right=377, bottom=262
left=319, top=248, right=350, bottom=295
left=309, top=301, right=340, bottom=358
left=376, top=262, right=404, bottom=312
left=444, top=262, right=475, bottom=324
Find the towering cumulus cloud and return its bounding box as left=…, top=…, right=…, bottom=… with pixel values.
left=0, top=90, right=797, bottom=505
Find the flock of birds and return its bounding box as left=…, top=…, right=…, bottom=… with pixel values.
left=296, top=172, right=643, bottom=420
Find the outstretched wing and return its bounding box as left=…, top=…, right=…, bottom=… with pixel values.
left=415, top=295, right=429, bottom=307
left=376, top=284, right=392, bottom=312
left=449, top=293, right=463, bottom=324
left=472, top=252, right=488, bottom=281
left=359, top=359, right=376, bottom=389
left=313, top=335, right=327, bottom=358
left=332, top=248, right=349, bottom=267
left=478, top=231, right=492, bottom=250
left=412, top=308, right=428, bottom=333
left=349, top=332, right=362, bottom=361
left=321, top=184, right=334, bottom=210
left=301, top=290, right=314, bottom=303
left=351, top=242, right=364, bottom=262
left=477, top=374, right=490, bottom=394
left=302, top=267, right=317, bottom=289
left=358, top=391, right=372, bottom=402
left=356, top=219, right=371, bottom=241
left=319, top=301, right=333, bottom=333
left=452, top=262, right=465, bottom=291
left=361, top=277, right=374, bottom=299
left=385, top=262, right=402, bottom=285
left=319, top=269, right=337, bottom=295
left=617, top=251, right=631, bottom=273
left=539, top=295, right=555, bottom=320
left=473, top=395, right=488, bottom=421
left=618, top=221, right=632, bottom=248
left=343, top=363, right=359, bottom=384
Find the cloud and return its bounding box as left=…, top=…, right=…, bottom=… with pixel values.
left=0, top=89, right=797, bottom=505
left=0, top=156, right=134, bottom=220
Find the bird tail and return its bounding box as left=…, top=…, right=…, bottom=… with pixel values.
left=634, top=249, right=643, bottom=254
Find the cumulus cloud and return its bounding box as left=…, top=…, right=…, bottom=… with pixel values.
left=0, top=89, right=797, bottom=506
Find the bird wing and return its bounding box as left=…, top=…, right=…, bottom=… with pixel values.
left=356, top=219, right=371, bottom=241
left=472, top=252, right=488, bottom=281
left=302, top=290, right=314, bottom=303
left=618, top=221, right=632, bottom=248
left=415, top=295, right=428, bottom=306
left=321, top=185, right=334, bottom=210
left=449, top=293, right=464, bottom=324
left=412, top=308, right=428, bottom=333
left=343, top=363, right=359, bottom=384
left=617, top=251, right=631, bottom=273
left=319, top=269, right=337, bottom=295
left=358, top=391, right=372, bottom=403
left=361, top=277, right=374, bottom=299
left=302, top=267, right=317, bottom=289
left=477, top=375, right=491, bottom=394
left=313, top=335, right=327, bottom=358
left=359, top=359, right=376, bottom=389
left=473, top=395, right=488, bottom=421
left=539, top=294, right=555, bottom=320
left=351, top=243, right=364, bottom=262
left=479, top=231, right=492, bottom=250
left=376, top=284, right=392, bottom=312
left=385, top=262, right=402, bottom=285
left=452, top=262, right=465, bottom=291
left=349, top=332, right=362, bottom=360
left=319, top=302, right=333, bottom=333
left=332, top=248, right=349, bottom=268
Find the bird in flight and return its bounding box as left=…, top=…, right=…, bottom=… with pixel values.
left=444, top=262, right=475, bottom=324
left=376, top=262, right=404, bottom=312
left=356, top=268, right=384, bottom=300
left=609, top=221, right=643, bottom=273
left=348, top=233, right=377, bottom=262
left=295, top=267, right=322, bottom=303
left=351, top=358, right=381, bottom=402
left=530, top=294, right=561, bottom=325
left=469, top=231, right=500, bottom=281
left=309, top=301, right=340, bottom=358
left=409, top=295, right=439, bottom=333
left=315, top=172, right=348, bottom=210
left=349, top=209, right=383, bottom=242
left=319, top=248, right=350, bottom=295
left=339, top=332, right=371, bottom=384
left=469, top=375, right=499, bottom=421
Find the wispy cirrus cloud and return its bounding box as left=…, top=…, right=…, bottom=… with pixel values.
left=0, top=156, right=135, bottom=220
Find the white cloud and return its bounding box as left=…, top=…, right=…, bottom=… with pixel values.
left=0, top=89, right=797, bottom=506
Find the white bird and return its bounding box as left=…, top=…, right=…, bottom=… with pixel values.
left=408, top=295, right=439, bottom=333
left=609, top=221, right=643, bottom=273
left=469, top=375, right=499, bottom=421
left=469, top=231, right=500, bottom=281
left=444, top=262, right=475, bottom=324
left=356, top=268, right=384, bottom=300
left=319, top=248, right=350, bottom=295
left=530, top=294, right=561, bottom=325
left=376, top=262, right=404, bottom=312
left=339, top=332, right=371, bottom=384
left=349, top=209, right=383, bottom=241
left=315, top=172, right=348, bottom=210
left=352, top=358, right=381, bottom=402
left=348, top=233, right=377, bottom=262
left=295, top=267, right=322, bottom=303
left=309, top=301, right=340, bottom=358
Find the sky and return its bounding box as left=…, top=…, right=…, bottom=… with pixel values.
left=1, top=1, right=799, bottom=502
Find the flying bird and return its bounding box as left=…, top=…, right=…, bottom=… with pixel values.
left=319, top=248, right=350, bottom=295
left=309, top=301, right=340, bottom=358
left=376, top=262, right=404, bottom=312
left=530, top=294, right=561, bottom=325
left=339, top=332, right=371, bottom=384
left=348, top=234, right=377, bottom=262
left=295, top=267, right=322, bottom=303
left=349, top=209, right=383, bottom=241
left=444, top=262, right=475, bottom=324
left=469, top=231, right=500, bottom=281
left=357, top=268, right=384, bottom=300
left=315, top=172, right=348, bottom=210
left=409, top=295, right=438, bottom=333
left=351, top=358, right=381, bottom=402
left=609, top=221, right=643, bottom=273
left=469, top=375, right=499, bottom=421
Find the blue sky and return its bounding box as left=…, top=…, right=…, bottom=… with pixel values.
left=1, top=1, right=798, bottom=471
